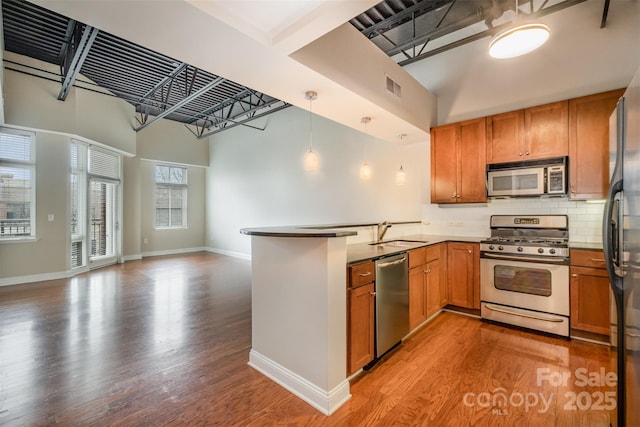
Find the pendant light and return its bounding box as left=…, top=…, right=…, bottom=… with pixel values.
left=489, top=0, right=550, bottom=59
left=359, top=117, right=372, bottom=180
left=396, top=133, right=407, bottom=186
left=303, top=90, right=319, bottom=172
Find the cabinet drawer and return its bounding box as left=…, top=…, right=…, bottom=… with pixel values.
left=426, top=245, right=440, bottom=262
left=570, top=249, right=606, bottom=269
left=409, top=248, right=426, bottom=268
left=349, top=261, right=375, bottom=287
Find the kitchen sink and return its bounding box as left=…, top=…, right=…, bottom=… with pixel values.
left=368, top=240, right=426, bottom=249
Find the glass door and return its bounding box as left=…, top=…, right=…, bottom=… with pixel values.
left=88, top=179, right=118, bottom=268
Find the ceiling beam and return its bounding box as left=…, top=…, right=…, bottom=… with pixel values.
left=134, top=76, right=225, bottom=132
left=58, top=24, right=99, bottom=101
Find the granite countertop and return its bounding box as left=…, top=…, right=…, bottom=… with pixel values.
left=240, top=226, right=357, bottom=238
left=569, top=242, right=604, bottom=250
left=347, top=234, right=486, bottom=264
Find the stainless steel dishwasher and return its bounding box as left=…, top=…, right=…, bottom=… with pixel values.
left=375, top=252, right=409, bottom=358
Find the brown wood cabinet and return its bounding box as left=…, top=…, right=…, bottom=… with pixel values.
left=569, top=89, right=625, bottom=199
left=570, top=249, right=610, bottom=336
left=347, top=261, right=375, bottom=375
left=431, top=118, right=487, bottom=204
left=447, top=242, right=480, bottom=310
left=408, top=244, right=447, bottom=330
left=487, top=101, right=568, bottom=164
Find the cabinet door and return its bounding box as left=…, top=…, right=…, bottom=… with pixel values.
left=438, top=244, right=448, bottom=308
left=569, top=89, right=624, bottom=199
left=430, top=124, right=458, bottom=203
left=524, top=100, right=569, bottom=160
left=487, top=110, right=525, bottom=164
left=447, top=242, right=476, bottom=309
left=347, top=283, right=375, bottom=375
left=409, top=266, right=427, bottom=330
left=426, top=258, right=442, bottom=318
left=458, top=118, right=487, bottom=203
left=570, top=266, right=610, bottom=335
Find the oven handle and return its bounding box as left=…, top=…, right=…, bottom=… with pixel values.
left=481, top=253, right=567, bottom=263
left=484, top=304, right=565, bottom=323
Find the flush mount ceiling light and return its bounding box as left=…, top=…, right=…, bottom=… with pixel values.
left=359, top=117, right=372, bottom=180
left=303, top=90, right=319, bottom=172
left=489, top=0, right=550, bottom=59
left=396, top=133, right=407, bottom=186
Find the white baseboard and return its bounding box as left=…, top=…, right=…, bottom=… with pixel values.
left=140, top=246, right=207, bottom=258
left=121, top=254, right=142, bottom=262
left=206, top=247, right=251, bottom=261
left=0, top=270, right=71, bottom=287
left=248, top=349, right=351, bottom=415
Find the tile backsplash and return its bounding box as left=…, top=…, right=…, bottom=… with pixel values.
left=419, top=198, right=605, bottom=244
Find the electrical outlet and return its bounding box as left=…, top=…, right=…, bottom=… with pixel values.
left=143, top=238, right=148, bottom=244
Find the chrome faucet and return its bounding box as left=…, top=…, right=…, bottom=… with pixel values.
left=377, top=221, right=392, bottom=242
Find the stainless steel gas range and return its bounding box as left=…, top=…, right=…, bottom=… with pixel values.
left=480, top=215, right=570, bottom=337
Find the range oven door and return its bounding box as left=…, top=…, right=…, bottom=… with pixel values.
left=480, top=254, right=570, bottom=336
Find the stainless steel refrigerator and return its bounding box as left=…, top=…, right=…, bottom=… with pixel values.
left=604, top=65, right=640, bottom=426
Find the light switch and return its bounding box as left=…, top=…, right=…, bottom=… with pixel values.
left=48, top=214, right=54, bottom=222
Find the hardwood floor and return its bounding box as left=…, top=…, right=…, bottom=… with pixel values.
left=0, top=253, right=614, bottom=426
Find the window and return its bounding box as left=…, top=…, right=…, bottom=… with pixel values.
left=155, top=164, right=187, bottom=228
left=70, top=142, right=86, bottom=268
left=0, top=129, right=35, bottom=239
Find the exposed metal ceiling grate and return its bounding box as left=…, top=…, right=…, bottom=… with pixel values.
left=1, top=0, right=289, bottom=137
left=350, top=0, right=589, bottom=66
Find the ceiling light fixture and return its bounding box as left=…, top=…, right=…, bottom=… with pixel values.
left=359, top=117, right=372, bottom=180
left=396, top=133, right=407, bottom=186
left=303, top=90, right=319, bottom=172
left=489, top=0, right=550, bottom=59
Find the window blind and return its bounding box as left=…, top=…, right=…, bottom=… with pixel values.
left=88, top=147, right=120, bottom=180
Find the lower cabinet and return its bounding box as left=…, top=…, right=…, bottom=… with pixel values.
left=447, top=242, right=480, bottom=310
left=347, top=261, right=375, bottom=375
left=409, top=243, right=448, bottom=330
left=570, top=249, right=610, bottom=336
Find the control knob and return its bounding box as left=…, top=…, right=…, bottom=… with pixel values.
left=498, top=245, right=504, bottom=251
left=517, top=247, right=523, bottom=252
left=538, top=248, right=544, bottom=254
left=489, top=245, right=495, bottom=250
left=549, top=248, right=556, bottom=255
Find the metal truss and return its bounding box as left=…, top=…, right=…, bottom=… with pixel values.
left=58, top=20, right=99, bottom=100
left=186, top=91, right=291, bottom=139
left=351, top=0, right=589, bottom=66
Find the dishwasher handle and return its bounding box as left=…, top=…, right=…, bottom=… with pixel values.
left=377, top=256, right=407, bottom=269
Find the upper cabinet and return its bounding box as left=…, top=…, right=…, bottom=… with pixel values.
left=568, top=89, right=625, bottom=200
left=431, top=118, right=487, bottom=204
left=487, top=100, right=568, bottom=164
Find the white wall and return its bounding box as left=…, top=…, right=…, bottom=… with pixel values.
left=140, top=160, right=206, bottom=255
left=207, top=106, right=428, bottom=256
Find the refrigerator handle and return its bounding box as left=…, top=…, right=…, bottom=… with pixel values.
left=603, top=178, right=624, bottom=292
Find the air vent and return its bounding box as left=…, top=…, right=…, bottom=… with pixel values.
left=385, top=75, right=402, bottom=98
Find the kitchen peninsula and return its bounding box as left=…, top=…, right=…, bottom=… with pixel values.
left=240, top=224, right=484, bottom=415
left=240, top=225, right=357, bottom=415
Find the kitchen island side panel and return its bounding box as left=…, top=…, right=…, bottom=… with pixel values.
left=249, top=235, right=348, bottom=409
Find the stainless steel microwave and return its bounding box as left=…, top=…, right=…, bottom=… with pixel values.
left=487, top=158, right=567, bottom=197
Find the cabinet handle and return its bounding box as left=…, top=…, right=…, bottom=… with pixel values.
left=571, top=274, right=578, bottom=277
left=456, top=195, right=461, bottom=198
left=589, top=258, right=605, bottom=262
left=451, top=194, right=457, bottom=198
left=519, top=152, right=523, bottom=156
left=468, top=250, right=472, bottom=254
left=525, top=151, right=530, bottom=155
left=424, top=269, right=431, bottom=274
left=370, top=291, right=376, bottom=296
left=358, top=272, right=372, bottom=277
